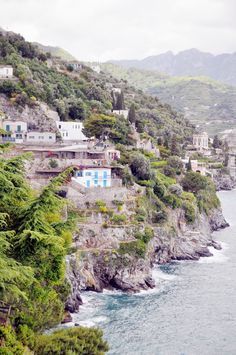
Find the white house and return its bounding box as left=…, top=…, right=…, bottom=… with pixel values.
left=26, top=131, right=56, bottom=144
left=3, top=120, right=27, bottom=143
left=0, top=65, right=13, bottom=79
left=72, top=167, right=111, bottom=188
left=56, top=121, right=89, bottom=142
left=112, top=110, right=129, bottom=119
left=193, top=132, right=209, bottom=151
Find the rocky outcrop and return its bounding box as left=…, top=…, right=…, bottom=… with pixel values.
left=0, top=94, right=59, bottom=131
left=214, top=173, right=236, bottom=191
left=65, top=206, right=228, bottom=312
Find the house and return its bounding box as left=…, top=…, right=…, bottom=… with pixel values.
left=136, top=138, right=160, bottom=157
left=2, top=120, right=27, bottom=143
left=182, top=159, right=208, bottom=176
left=26, top=131, right=56, bottom=144
left=68, top=62, right=83, bottom=71
left=72, top=167, right=111, bottom=188
left=0, top=65, right=13, bottom=79
left=112, top=110, right=129, bottom=119
left=193, top=132, right=209, bottom=151
left=105, top=148, right=120, bottom=161
left=56, top=121, right=89, bottom=142
left=89, top=64, right=101, bottom=74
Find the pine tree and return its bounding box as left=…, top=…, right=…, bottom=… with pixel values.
left=128, top=103, right=136, bottom=124
left=116, top=92, right=125, bottom=110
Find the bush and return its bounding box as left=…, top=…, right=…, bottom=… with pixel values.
left=0, top=326, right=25, bottom=354
left=151, top=160, right=167, bottom=168
left=183, top=201, right=196, bottom=223
left=95, top=200, right=106, bottom=207
left=135, top=207, right=147, bottom=222
left=181, top=172, right=209, bottom=193
left=111, top=214, right=127, bottom=225
left=48, top=158, right=58, bottom=168
left=129, top=152, right=151, bottom=180
left=118, top=240, right=147, bottom=258
left=34, top=327, right=109, bottom=355
left=168, top=184, right=183, bottom=196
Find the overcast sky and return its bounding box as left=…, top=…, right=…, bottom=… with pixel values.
left=0, top=0, right=235, bottom=61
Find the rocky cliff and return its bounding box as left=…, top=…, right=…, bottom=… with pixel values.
left=65, top=206, right=228, bottom=313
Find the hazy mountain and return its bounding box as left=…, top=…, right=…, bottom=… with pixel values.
left=34, top=42, right=77, bottom=61
left=109, top=49, right=236, bottom=86
left=102, top=63, right=236, bottom=136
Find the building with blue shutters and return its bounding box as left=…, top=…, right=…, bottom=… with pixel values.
left=72, top=167, right=111, bottom=188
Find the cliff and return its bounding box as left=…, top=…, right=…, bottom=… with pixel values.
left=66, top=205, right=228, bottom=312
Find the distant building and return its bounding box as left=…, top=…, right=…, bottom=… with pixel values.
left=56, top=121, right=89, bottom=142
left=68, top=62, right=83, bottom=71
left=0, top=65, right=13, bottom=79
left=26, top=131, right=56, bottom=144
left=90, top=64, right=101, bottom=74
left=193, top=132, right=209, bottom=151
left=182, top=159, right=208, bottom=176
left=72, top=167, right=111, bottom=188
left=111, top=88, right=122, bottom=94
left=2, top=120, right=27, bottom=143
left=136, top=138, right=160, bottom=157
left=112, top=110, right=129, bottom=119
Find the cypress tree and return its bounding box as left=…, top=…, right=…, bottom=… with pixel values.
left=128, top=103, right=136, bottom=124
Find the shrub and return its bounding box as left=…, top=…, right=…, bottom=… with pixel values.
left=151, top=160, right=167, bottom=168
left=34, top=327, right=109, bottom=355
left=118, top=240, right=147, bottom=258
left=168, top=184, right=183, bottom=196
left=111, top=214, right=127, bottom=225
left=0, top=326, right=24, bottom=354
left=99, top=206, right=108, bottom=214
left=129, top=152, right=151, bottom=180
left=95, top=200, right=106, bottom=207
left=48, top=158, right=58, bottom=168
left=183, top=201, right=196, bottom=223
left=135, top=207, right=147, bottom=222
left=181, top=172, right=209, bottom=193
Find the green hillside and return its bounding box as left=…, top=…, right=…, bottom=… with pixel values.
left=102, top=63, right=236, bottom=136
left=34, top=42, right=77, bottom=61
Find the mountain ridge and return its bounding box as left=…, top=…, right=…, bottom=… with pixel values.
left=109, top=49, right=236, bottom=86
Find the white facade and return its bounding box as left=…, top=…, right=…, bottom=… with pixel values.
left=3, top=120, right=27, bottom=143
left=26, top=131, right=56, bottom=144
left=56, top=121, right=88, bottom=141
left=0, top=66, right=13, bottom=78
left=193, top=132, right=209, bottom=151
left=72, top=167, right=111, bottom=188
left=112, top=110, right=129, bottom=119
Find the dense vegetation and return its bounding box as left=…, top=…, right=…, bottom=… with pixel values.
left=102, top=63, right=236, bottom=136
left=0, top=153, right=108, bottom=353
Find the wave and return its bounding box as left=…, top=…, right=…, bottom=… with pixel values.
left=198, top=242, right=229, bottom=264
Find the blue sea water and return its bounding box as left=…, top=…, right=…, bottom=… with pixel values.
left=73, top=190, right=236, bottom=355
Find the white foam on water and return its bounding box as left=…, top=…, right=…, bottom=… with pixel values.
left=198, top=242, right=229, bottom=264
left=73, top=316, right=108, bottom=328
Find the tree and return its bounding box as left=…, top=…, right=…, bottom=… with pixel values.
left=128, top=103, right=136, bottom=124
left=212, top=135, right=221, bottom=149
left=181, top=171, right=210, bottom=194
left=129, top=153, right=151, bottom=180
left=114, top=91, right=125, bottom=110
left=170, top=134, right=181, bottom=155
left=83, top=114, right=116, bottom=140
left=34, top=327, right=109, bottom=355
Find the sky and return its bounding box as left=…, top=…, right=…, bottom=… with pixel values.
left=0, top=0, right=235, bottom=61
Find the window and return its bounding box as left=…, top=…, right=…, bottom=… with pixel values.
left=94, top=180, right=98, bottom=186
left=103, top=171, right=107, bottom=178
left=17, top=125, right=21, bottom=132
left=85, top=172, right=92, bottom=176
left=103, top=180, right=107, bottom=187
left=6, top=125, right=10, bottom=132
left=94, top=171, right=99, bottom=179
left=59, top=125, right=61, bottom=129
left=76, top=171, right=83, bottom=177
left=28, top=136, right=35, bottom=139
left=49, top=136, right=52, bottom=139
left=86, top=180, right=90, bottom=188
left=66, top=132, right=68, bottom=137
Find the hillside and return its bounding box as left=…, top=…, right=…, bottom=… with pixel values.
left=102, top=63, right=236, bottom=136
left=109, top=49, right=236, bottom=86
left=34, top=42, right=77, bottom=61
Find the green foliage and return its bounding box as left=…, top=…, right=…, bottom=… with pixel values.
left=111, top=214, right=127, bottom=225
left=183, top=201, right=196, bottom=223
left=95, top=200, right=106, bottom=207
left=118, top=240, right=147, bottom=258
left=181, top=172, right=210, bottom=193
left=34, top=327, right=109, bottom=355
left=129, top=152, right=152, bottom=180
left=0, top=326, right=24, bottom=354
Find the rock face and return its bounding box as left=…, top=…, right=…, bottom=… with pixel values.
left=66, top=207, right=228, bottom=312
left=0, top=95, right=59, bottom=131
left=214, top=174, right=236, bottom=191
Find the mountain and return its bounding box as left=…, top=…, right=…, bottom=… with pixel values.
left=109, top=49, right=236, bottom=86
left=33, top=42, right=77, bottom=61
left=102, top=63, right=236, bottom=136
